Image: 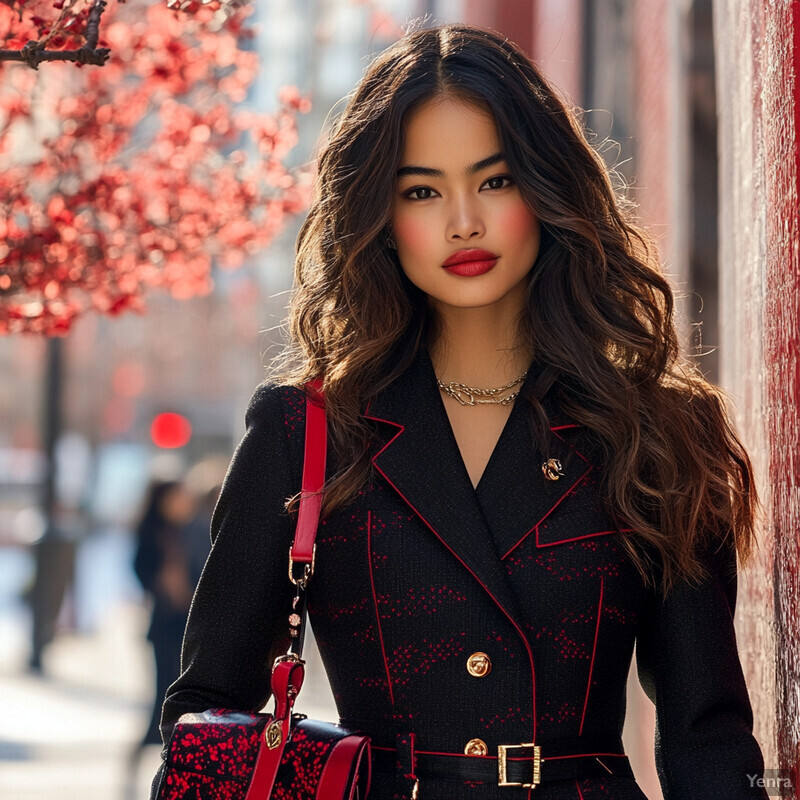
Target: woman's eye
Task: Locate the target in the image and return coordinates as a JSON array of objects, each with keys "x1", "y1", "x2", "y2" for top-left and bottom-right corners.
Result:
[
  {"x1": 483, "y1": 175, "x2": 513, "y2": 190},
  {"x1": 404, "y1": 186, "x2": 435, "y2": 200}
]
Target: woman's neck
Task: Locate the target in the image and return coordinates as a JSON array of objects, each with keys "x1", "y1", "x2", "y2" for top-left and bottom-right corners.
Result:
[{"x1": 427, "y1": 303, "x2": 533, "y2": 387}]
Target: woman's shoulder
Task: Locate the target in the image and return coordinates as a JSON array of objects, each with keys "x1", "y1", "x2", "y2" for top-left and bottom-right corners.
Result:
[
  {"x1": 245, "y1": 380, "x2": 307, "y2": 421},
  {"x1": 241, "y1": 381, "x2": 310, "y2": 462},
  {"x1": 222, "y1": 381, "x2": 307, "y2": 498}
]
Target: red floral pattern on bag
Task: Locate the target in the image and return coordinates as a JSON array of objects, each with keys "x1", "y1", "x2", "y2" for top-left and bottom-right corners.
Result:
[{"x1": 157, "y1": 710, "x2": 368, "y2": 800}]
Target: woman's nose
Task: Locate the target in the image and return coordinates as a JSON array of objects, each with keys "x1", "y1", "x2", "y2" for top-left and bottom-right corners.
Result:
[{"x1": 446, "y1": 197, "x2": 485, "y2": 241}]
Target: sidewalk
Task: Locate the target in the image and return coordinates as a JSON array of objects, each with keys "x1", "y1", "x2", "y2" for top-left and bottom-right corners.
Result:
[{"x1": 0, "y1": 602, "x2": 337, "y2": 800}]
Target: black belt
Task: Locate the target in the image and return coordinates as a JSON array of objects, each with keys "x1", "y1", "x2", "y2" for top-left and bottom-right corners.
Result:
[{"x1": 371, "y1": 736, "x2": 633, "y2": 786}]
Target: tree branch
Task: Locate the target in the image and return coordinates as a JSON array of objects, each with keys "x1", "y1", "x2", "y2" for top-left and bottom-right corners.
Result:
[{"x1": 0, "y1": 0, "x2": 110, "y2": 68}]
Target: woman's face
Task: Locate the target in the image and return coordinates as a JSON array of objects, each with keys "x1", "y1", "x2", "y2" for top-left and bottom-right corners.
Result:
[
  {"x1": 160, "y1": 484, "x2": 195, "y2": 525},
  {"x1": 391, "y1": 96, "x2": 541, "y2": 315}
]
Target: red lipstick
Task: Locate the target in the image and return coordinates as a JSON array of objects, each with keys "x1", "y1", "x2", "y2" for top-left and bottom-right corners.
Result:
[{"x1": 442, "y1": 248, "x2": 499, "y2": 277}]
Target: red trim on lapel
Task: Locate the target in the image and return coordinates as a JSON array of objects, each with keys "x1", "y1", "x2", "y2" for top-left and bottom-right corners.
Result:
[
  {"x1": 579, "y1": 577, "x2": 604, "y2": 736},
  {"x1": 501, "y1": 463, "x2": 593, "y2": 560},
  {"x1": 551, "y1": 426, "x2": 593, "y2": 463},
  {"x1": 500, "y1": 425, "x2": 595, "y2": 559},
  {"x1": 363, "y1": 408, "x2": 404, "y2": 442},
  {"x1": 366, "y1": 450, "x2": 539, "y2": 742},
  {"x1": 524, "y1": 427, "x2": 635, "y2": 550},
  {"x1": 367, "y1": 510, "x2": 395, "y2": 706}
]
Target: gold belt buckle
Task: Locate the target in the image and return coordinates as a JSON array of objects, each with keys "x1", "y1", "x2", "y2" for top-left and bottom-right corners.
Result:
[{"x1": 497, "y1": 742, "x2": 542, "y2": 788}]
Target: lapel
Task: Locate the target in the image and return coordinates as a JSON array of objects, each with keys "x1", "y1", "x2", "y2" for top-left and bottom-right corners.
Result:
[
  {"x1": 475, "y1": 387, "x2": 597, "y2": 560},
  {"x1": 363, "y1": 347, "x2": 600, "y2": 622}
]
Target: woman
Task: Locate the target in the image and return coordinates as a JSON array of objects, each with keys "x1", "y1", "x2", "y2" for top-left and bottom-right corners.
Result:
[
  {"x1": 133, "y1": 480, "x2": 195, "y2": 752},
  {"x1": 152, "y1": 24, "x2": 768, "y2": 799}
]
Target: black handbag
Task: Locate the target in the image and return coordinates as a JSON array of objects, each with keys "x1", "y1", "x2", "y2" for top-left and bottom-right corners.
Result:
[{"x1": 155, "y1": 382, "x2": 372, "y2": 800}]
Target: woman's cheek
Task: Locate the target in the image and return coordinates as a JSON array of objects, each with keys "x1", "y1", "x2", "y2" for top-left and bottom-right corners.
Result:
[
  {"x1": 393, "y1": 213, "x2": 433, "y2": 257},
  {"x1": 394, "y1": 214, "x2": 427, "y2": 247},
  {"x1": 499, "y1": 199, "x2": 540, "y2": 246}
]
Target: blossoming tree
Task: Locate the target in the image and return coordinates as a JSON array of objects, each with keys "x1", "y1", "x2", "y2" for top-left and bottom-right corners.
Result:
[{"x1": 0, "y1": 0, "x2": 311, "y2": 335}]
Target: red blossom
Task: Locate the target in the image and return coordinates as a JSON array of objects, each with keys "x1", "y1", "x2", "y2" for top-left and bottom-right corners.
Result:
[
  {"x1": 1, "y1": 0, "x2": 91, "y2": 51},
  {"x1": 0, "y1": 0, "x2": 312, "y2": 335}
]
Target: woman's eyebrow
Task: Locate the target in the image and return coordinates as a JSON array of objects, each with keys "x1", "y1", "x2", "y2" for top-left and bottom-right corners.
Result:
[{"x1": 396, "y1": 152, "x2": 505, "y2": 178}]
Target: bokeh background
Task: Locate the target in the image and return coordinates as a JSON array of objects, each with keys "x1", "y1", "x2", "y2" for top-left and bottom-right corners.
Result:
[{"x1": 1, "y1": 1, "x2": 798, "y2": 798}]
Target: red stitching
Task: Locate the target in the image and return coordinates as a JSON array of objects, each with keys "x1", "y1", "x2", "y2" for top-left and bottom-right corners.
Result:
[
  {"x1": 575, "y1": 779, "x2": 585, "y2": 799},
  {"x1": 579, "y1": 577, "x2": 604, "y2": 735},
  {"x1": 367, "y1": 510, "x2": 395, "y2": 705}
]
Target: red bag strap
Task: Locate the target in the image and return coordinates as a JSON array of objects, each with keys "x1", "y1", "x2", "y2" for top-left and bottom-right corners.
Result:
[
  {"x1": 289, "y1": 378, "x2": 327, "y2": 583},
  {"x1": 246, "y1": 381, "x2": 328, "y2": 800},
  {"x1": 245, "y1": 658, "x2": 306, "y2": 799}
]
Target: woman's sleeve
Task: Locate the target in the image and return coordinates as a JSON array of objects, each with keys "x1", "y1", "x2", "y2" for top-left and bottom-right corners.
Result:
[
  {"x1": 157, "y1": 382, "x2": 297, "y2": 745},
  {"x1": 635, "y1": 536, "x2": 769, "y2": 799}
]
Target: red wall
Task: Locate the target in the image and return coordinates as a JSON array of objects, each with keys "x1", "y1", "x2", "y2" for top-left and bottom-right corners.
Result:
[
  {"x1": 530, "y1": 0, "x2": 583, "y2": 105},
  {"x1": 716, "y1": 0, "x2": 800, "y2": 784},
  {"x1": 462, "y1": 0, "x2": 533, "y2": 55}
]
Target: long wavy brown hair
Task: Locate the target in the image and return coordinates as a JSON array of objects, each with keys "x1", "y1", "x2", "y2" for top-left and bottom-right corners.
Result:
[{"x1": 273, "y1": 23, "x2": 758, "y2": 597}]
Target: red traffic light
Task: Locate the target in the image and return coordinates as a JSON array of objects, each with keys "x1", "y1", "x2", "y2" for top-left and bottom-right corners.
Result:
[{"x1": 150, "y1": 413, "x2": 192, "y2": 449}]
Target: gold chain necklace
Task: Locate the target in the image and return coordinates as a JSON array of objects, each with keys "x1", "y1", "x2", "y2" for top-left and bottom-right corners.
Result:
[{"x1": 436, "y1": 371, "x2": 528, "y2": 406}]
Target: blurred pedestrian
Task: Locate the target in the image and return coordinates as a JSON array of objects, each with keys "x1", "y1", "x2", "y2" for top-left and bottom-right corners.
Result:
[
  {"x1": 127, "y1": 478, "x2": 195, "y2": 795},
  {"x1": 26, "y1": 530, "x2": 76, "y2": 673},
  {"x1": 181, "y1": 456, "x2": 228, "y2": 590}
]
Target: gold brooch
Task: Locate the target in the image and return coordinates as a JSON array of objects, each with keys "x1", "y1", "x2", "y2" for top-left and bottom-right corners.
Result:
[{"x1": 542, "y1": 458, "x2": 564, "y2": 481}]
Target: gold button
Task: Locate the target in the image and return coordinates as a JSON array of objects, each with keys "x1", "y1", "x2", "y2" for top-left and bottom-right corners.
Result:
[
  {"x1": 466, "y1": 652, "x2": 492, "y2": 678},
  {"x1": 464, "y1": 738, "x2": 488, "y2": 756}
]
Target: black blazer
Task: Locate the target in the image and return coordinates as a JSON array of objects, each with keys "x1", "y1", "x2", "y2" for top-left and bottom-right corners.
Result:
[{"x1": 155, "y1": 347, "x2": 768, "y2": 800}]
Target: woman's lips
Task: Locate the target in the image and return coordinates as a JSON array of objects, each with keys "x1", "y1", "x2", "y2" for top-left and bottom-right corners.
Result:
[{"x1": 442, "y1": 249, "x2": 499, "y2": 277}]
